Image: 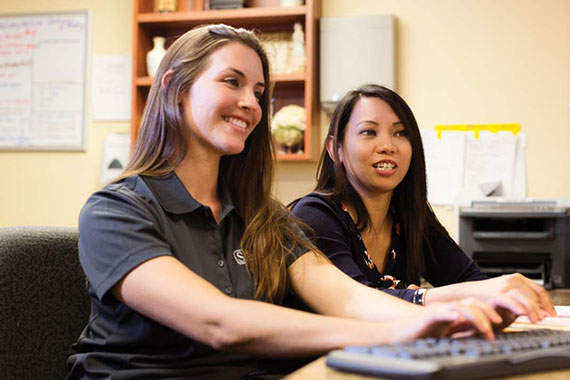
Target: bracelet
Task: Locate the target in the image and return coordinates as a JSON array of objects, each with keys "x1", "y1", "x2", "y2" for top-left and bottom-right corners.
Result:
[{"x1": 412, "y1": 288, "x2": 427, "y2": 305}]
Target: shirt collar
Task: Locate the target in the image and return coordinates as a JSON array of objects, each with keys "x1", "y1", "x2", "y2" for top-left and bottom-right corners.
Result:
[
  {"x1": 218, "y1": 177, "x2": 236, "y2": 221},
  {"x1": 142, "y1": 172, "x2": 236, "y2": 217}
]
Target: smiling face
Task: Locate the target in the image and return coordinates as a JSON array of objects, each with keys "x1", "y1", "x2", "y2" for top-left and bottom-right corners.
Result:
[
  {"x1": 179, "y1": 42, "x2": 265, "y2": 158},
  {"x1": 338, "y1": 96, "x2": 412, "y2": 200}
]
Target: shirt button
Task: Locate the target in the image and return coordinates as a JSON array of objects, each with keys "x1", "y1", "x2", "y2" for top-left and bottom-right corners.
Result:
[
  {"x1": 224, "y1": 286, "x2": 233, "y2": 294},
  {"x1": 217, "y1": 259, "x2": 225, "y2": 267}
]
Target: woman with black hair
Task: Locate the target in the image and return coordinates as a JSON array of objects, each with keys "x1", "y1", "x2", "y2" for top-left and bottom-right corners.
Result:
[{"x1": 291, "y1": 84, "x2": 553, "y2": 317}]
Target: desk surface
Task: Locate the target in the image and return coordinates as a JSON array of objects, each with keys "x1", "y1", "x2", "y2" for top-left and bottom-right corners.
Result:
[{"x1": 284, "y1": 289, "x2": 570, "y2": 380}]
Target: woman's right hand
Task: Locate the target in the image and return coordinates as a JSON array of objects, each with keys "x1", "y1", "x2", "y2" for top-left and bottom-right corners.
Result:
[{"x1": 388, "y1": 298, "x2": 503, "y2": 343}]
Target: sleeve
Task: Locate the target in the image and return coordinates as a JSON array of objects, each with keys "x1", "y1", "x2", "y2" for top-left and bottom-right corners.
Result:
[
  {"x1": 285, "y1": 226, "x2": 312, "y2": 267},
  {"x1": 422, "y1": 225, "x2": 487, "y2": 287},
  {"x1": 291, "y1": 196, "x2": 378, "y2": 288},
  {"x1": 382, "y1": 288, "x2": 417, "y2": 303},
  {"x1": 78, "y1": 186, "x2": 173, "y2": 301}
]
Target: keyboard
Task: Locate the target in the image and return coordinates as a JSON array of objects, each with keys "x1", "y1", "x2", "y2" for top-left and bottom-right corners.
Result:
[{"x1": 326, "y1": 329, "x2": 570, "y2": 379}]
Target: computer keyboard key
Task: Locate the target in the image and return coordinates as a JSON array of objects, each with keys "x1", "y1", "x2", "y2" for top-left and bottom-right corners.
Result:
[
  {"x1": 369, "y1": 347, "x2": 397, "y2": 358},
  {"x1": 344, "y1": 345, "x2": 370, "y2": 354}
]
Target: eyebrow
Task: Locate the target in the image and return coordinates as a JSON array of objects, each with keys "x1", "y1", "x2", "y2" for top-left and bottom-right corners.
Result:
[
  {"x1": 355, "y1": 120, "x2": 378, "y2": 127},
  {"x1": 228, "y1": 68, "x2": 265, "y2": 88},
  {"x1": 355, "y1": 120, "x2": 403, "y2": 127}
]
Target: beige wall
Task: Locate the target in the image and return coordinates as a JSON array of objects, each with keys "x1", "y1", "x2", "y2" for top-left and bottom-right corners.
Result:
[
  {"x1": 277, "y1": 0, "x2": 570, "y2": 237},
  {"x1": 0, "y1": 0, "x2": 132, "y2": 227},
  {"x1": 1, "y1": 0, "x2": 569, "y2": 238}
]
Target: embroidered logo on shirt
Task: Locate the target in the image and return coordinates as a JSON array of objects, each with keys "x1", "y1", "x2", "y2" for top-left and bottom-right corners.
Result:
[{"x1": 233, "y1": 249, "x2": 246, "y2": 265}]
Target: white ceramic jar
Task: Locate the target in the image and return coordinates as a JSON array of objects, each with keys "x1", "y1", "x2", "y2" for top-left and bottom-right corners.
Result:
[
  {"x1": 281, "y1": 0, "x2": 303, "y2": 7},
  {"x1": 146, "y1": 36, "x2": 166, "y2": 78}
]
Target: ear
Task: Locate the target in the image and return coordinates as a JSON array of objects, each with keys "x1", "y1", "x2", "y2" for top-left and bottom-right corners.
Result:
[
  {"x1": 161, "y1": 69, "x2": 174, "y2": 90},
  {"x1": 162, "y1": 70, "x2": 186, "y2": 105},
  {"x1": 326, "y1": 135, "x2": 343, "y2": 164}
]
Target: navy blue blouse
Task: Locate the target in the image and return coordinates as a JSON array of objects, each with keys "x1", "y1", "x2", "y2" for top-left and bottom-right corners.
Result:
[{"x1": 291, "y1": 193, "x2": 487, "y2": 302}]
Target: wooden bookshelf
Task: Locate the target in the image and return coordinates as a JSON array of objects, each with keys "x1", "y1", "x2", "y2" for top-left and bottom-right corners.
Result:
[{"x1": 131, "y1": 0, "x2": 321, "y2": 161}]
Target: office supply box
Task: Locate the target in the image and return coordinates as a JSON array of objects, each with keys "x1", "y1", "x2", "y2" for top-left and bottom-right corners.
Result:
[{"x1": 459, "y1": 202, "x2": 570, "y2": 288}]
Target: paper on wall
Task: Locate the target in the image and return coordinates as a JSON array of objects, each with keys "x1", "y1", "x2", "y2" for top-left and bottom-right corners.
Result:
[
  {"x1": 464, "y1": 131, "x2": 517, "y2": 197},
  {"x1": 100, "y1": 133, "x2": 130, "y2": 185},
  {"x1": 422, "y1": 129, "x2": 526, "y2": 206},
  {"x1": 512, "y1": 133, "x2": 527, "y2": 199},
  {"x1": 92, "y1": 55, "x2": 132, "y2": 121},
  {"x1": 422, "y1": 129, "x2": 466, "y2": 205}
]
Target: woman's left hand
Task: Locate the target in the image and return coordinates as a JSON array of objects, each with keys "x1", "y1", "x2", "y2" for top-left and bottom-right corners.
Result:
[{"x1": 457, "y1": 273, "x2": 556, "y2": 323}]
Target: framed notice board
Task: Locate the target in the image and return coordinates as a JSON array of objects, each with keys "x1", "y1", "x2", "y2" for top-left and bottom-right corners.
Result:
[{"x1": 0, "y1": 10, "x2": 89, "y2": 151}]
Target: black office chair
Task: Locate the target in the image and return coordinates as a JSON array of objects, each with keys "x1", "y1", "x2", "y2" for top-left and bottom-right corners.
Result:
[{"x1": 0, "y1": 226, "x2": 90, "y2": 380}]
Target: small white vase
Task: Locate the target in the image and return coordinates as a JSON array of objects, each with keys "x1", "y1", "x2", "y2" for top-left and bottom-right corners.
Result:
[
  {"x1": 281, "y1": 0, "x2": 303, "y2": 7},
  {"x1": 146, "y1": 36, "x2": 166, "y2": 78}
]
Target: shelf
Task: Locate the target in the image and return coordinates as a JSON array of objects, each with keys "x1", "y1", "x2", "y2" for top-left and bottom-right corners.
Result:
[
  {"x1": 136, "y1": 72, "x2": 304, "y2": 87},
  {"x1": 132, "y1": 0, "x2": 321, "y2": 161},
  {"x1": 273, "y1": 72, "x2": 305, "y2": 82},
  {"x1": 136, "y1": 76, "x2": 154, "y2": 86},
  {"x1": 276, "y1": 151, "x2": 312, "y2": 161},
  {"x1": 138, "y1": 6, "x2": 306, "y2": 28}
]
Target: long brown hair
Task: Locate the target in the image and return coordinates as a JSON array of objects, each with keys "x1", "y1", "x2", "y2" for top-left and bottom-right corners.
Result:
[
  {"x1": 313, "y1": 84, "x2": 456, "y2": 285},
  {"x1": 119, "y1": 24, "x2": 314, "y2": 303}
]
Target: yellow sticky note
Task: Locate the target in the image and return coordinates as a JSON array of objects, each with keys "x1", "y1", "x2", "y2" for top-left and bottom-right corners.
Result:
[{"x1": 434, "y1": 124, "x2": 520, "y2": 139}]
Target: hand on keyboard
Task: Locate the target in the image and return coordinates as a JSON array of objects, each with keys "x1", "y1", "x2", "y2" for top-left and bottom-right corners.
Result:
[
  {"x1": 422, "y1": 274, "x2": 556, "y2": 328},
  {"x1": 391, "y1": 298, "x2": 503, "y2": 343},
  {"x1": 457, "y1": 273, "x2": 557, "y2": 323}
]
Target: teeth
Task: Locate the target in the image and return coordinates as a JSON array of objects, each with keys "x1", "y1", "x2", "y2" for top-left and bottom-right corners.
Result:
[
  {"x1": 223, "y1": 116, "x2": 247, "y2": 129},
  {"x1": 373, "y1": 162, "x2": 395, "y2": 170}
]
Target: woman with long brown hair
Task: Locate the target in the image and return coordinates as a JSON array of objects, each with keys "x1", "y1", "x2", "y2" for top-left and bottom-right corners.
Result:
[
  {"x1": 67, "y1": 28, "x2": 523, "y2": 379},
  {"x1": 291, "y1": 84, "x2": 554, "y2": 317}
]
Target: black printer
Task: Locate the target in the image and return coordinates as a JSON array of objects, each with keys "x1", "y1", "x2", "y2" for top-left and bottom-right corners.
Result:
[{"x1": 459, "y1": 201, "x2": 570, "y2": 289}]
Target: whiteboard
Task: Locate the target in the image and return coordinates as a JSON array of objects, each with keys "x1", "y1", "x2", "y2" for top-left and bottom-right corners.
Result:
[{"x1": 0, "y1": 11, "x2": 89, "y2": 151}]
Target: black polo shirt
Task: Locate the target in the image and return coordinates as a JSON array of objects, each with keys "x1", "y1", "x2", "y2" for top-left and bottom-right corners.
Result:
[{"x1": 67, "y1": 173, "x2": 308, "y2": 379}]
